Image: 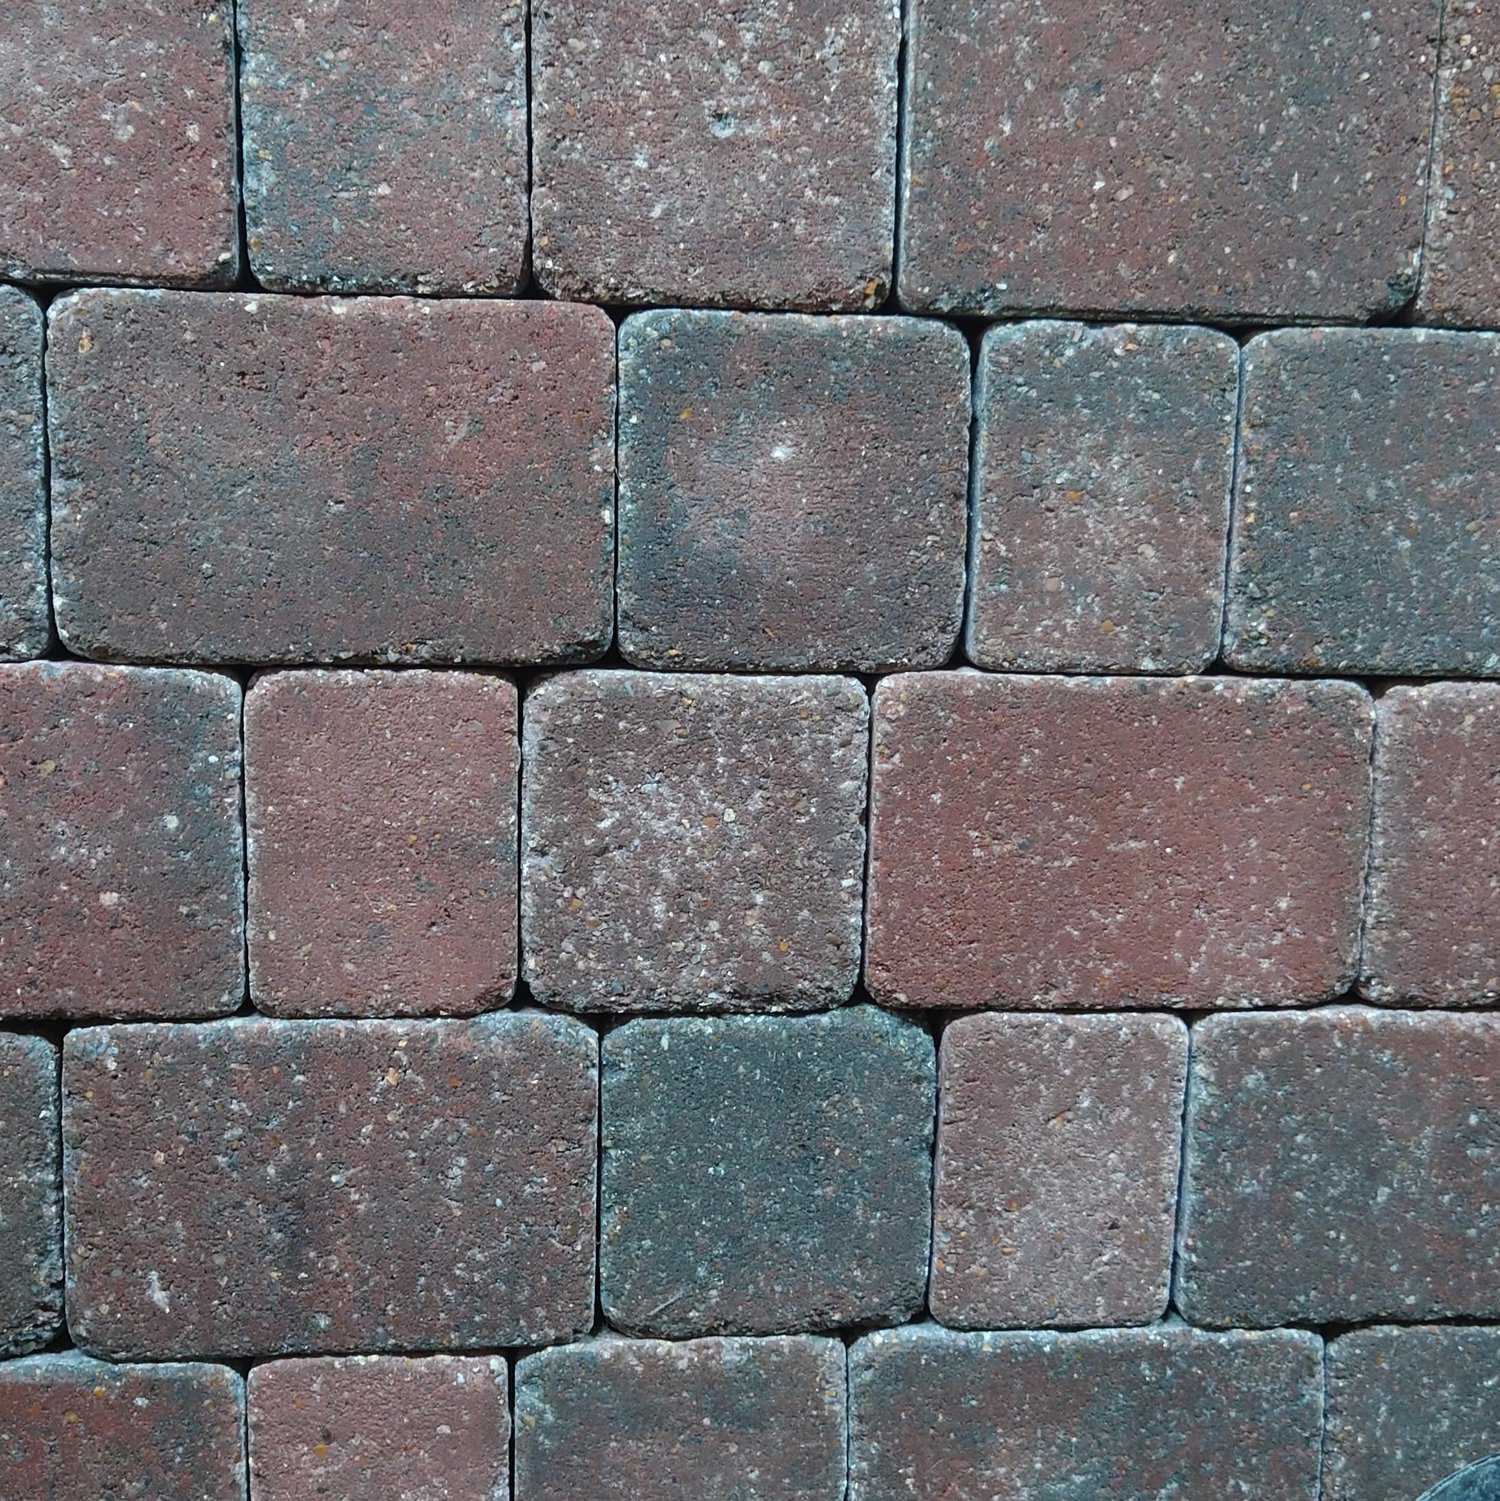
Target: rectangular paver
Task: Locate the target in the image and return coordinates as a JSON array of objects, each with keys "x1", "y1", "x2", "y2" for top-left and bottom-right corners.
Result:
[
  {"x1": 0, "y1": 287, "x2": 46, "y2": 660},
  {"x1": 0, "y1": 1033, "x2": 60, "y2": 1355}
]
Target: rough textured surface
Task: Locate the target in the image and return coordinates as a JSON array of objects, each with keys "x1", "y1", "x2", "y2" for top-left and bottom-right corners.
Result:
[
  {"x1": 966, "y1": 321, "x2": 1237, "y2": 673},
  {"x1": 532, "y1": 0, "x2": 899, "y2": 309},
  {"x1": 931, "y1": 1013, "x2": 1187, "y2": 1330},
  {"x1": 866, "y1": 672, "x2": 1372, "y2": 1010},
  {"x1": 1363, "y1": 683, "x2": 1500, "y2": 1006},
  {"x1": 250, "y1": 1355, "x2": 509, "y2": 1501},
  {"x1": 1176, "y1": 1007, "x2": 1500, "y2": 1327},
  {"x1": 618, "y1": 310, "x2": 969, "y2": 671},
  {"x1": 0, "y1": 1353, "x2": 246, "y2": 1501},
  {"x1": 246, "y1": 670, "x2": 519, "y2": 1017},
  {"x1": 0, "y1": 1033, "x2": 60, "y2": 1355},
  {"x1": 849, "y1": 1324, "x2": 1323, "y2": 1501},
  {"x1": 64, "y1": 1014, "x2": 597, "y2": 1357},
  {"x1": 0, "y1": 1, "x2": 239, "y2": 285},
  {"x1": 1227, "y1": 328, "x2": 1500, "y2": 675},
  {"x1": 1325, "y1": 1326, "x2": 1500, "y2": 1501},
  {"x1": 1419, "y1": 1, "x2": 1500, "y2": 325},
  {"x1": 601, "y1": 1007, "x2": 933, "y2": 1336},
  {"x1": 239, "y1": 0, "x2": 527, "y2": 294},
  {"x1": 47, "y1": 289, "x2": 614, "y2": 665},
  {"x1": 1423, "y1": 1459, "x2": 1500, "y2": 1500},
  {"x1": 0, "y1": 288, "x2": 45, "y2": 660},
  {"x1": 899, "y1": 0, "x2": 1439, "y2": 320},
  {"x1": 0, "y1": 662, "x2": 243, "y2": 1020},
  {"x1": 516, "y1": 1336, "x2": 847, "y2": 1501},
  {"x1": 523, "y1": 671, "x2": 868, "y2": 1012}
]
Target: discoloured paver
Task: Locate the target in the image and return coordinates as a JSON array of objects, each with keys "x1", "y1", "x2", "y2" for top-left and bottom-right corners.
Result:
[
  {"x1": 0, "y1": 288, "x2": 46, "y2": 660},
  {"x1": 0, "y1": 1034, "x2": 60, "y2": 1356},
  {"x1": 619, "y1": 310, "x2": 969, "y2": 671},
  {"x1": 64, "y1": 1015, "x2": 598, "y2": 1357}
]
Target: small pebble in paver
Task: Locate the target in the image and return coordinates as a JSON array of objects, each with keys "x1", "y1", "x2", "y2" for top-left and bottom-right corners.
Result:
[
  {"x1": 47, "y1": 290, "x2": 614, "y2": 665},
  {"x1": 865, "y1": 672, "x2": 1372, "y2": 1010},
  {"x1": 0, "y1": 1353, "x2": 245, "y2": 1501},
  {"x1": 601, "y1": 1007, "x2": 933, "y2": 1336},
  {"x1": 1419, "y1": 2, "x2": 1500, "y2": 326},
  {"x1": 0, "y1": 288, "x2": 46, "y2": 660},
  {"x1": 966, "y1": 321, "x2": 1238, "y2": 673},
  {"x1": 523, "y1": 671, "x2": 868, "y2": 1012},
  {"x1": 899, "y1": 0, "x2": 1439, "y2": 322},
  {"x1": 1325, "y1": 1326, "x2": 1500, "y2": 1501},
  {"x1": 0, "y1": 662, "x2": 243, "y2": 1020},
  {"x1": 1226, "y1": 328, "x2": 1500, "y2": 675},
  {"x1": 618, "y1": 310, "x2": 969, "y2": 671},
  {"x1": 0, "y1": 1, "x2": 239, "y2": 286},
  {"x1": 516, "y1": 1336, "x2": 846, "y2": 1501},
  {"x1": 1363, "y1": 683, "x2": 1500, "y2": 1006},
  {"x1": 532, "y1": 0, "x2": 899, "y2": 309},
  {"x1": 250, "y1": 1356, "x2": 508, "y2": 1501},
  {"x1": 246, "y1": 671, "x2": 519, "y2": 1018},
  {"x1": 0, "y1": 1034, "x2": 60, "y2": 1356},
  {"x1": 849, "y1": 1324, "x2": 1323, "y2": 1501},
  {"x1": 64, "y1": 1014, "x2": 597, "y2": 1358},
  {"x1": 1176, "y1": 1007, "x2": 1500, "y2": 1328},
  {"x1": 931, "y1": 1013, "x2": 1187, "y2": 1330},
  {"x1": 239, "y1": 0, "x2": 527, "y2": 294}
]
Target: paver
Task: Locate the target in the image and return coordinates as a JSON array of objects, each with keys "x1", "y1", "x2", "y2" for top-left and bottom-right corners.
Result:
[
  {"x1": 516, "y1": 1336, "x2": 846, "y2": 1501},
  {"x1": 246, "y1": 670, "x2": 519, "y2": 1017},
  {"x1": 0, "y1": 288, "x2": 46, "y2": 660},
  {"x1": 0, "y1": 1353, "x2": 245, "y2": 1501},
  {"x1": 523, "y1": 671, "x2": 868, "y2": 1012},
  {"x1": 899, "y1": 0, "x2": 1440, "y2": 321},
  {"x1": 0, "y1": 0, "x2": 239, "y2": 285},
  {"x1": 1226, "y1": 328, "x2": 1500, "y2": 675},
  {"x1": 0, "y1": 1033, "x2": 60, "y2": 1355},
  {"x1": 931, "y1": 1013, "x2": 1187, "y2": 1329},
  {"x1": 1325, "y1": 1326, "x2": 1500, "y2": 1501},
  {"x1": 618, "y1": 310, "x2": 969, "y2": 671},
  {"x1": 239, "y1": 0, "x2": 527, "y2": 294},
  {"x1": 849, "y1": 1324, "x2": 1323, "y2": 1501},
  {"x1": 1176, "y1": 1008, "x2": 1500, "y2": 1327},
  {"x1": 64, "y1": 1014, "x2": 597, "y2": 1357},
  {"x1": 48, "y1": 290, "x2": 615, "y2": 665},
  {"x1": 532, "y1": 0, "x2": 900, "y2": 309},
  {"x1": 601, "y1": 1006, "x2": 934, "y2": 1336},
  {"x1": 0, "y1": 662, "x2": 243, "y2": 1020},
  {"x1": 966, "y1": 321, "x2": 1238, "y2": 673},
  {"x1": 865, "y1": 672, "x2": 1372, "y2": 1010},
  {"x1": 1363, "y1": 683, "x2": 1500, "y2": 1006},
  {"x1": 250, "y1": 1355, "x2": 509, "y2": 1501}
]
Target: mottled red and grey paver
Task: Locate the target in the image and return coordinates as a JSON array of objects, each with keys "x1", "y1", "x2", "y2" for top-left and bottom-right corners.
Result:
[
  {"x1": 1363, "y1": 683, "x2": 1500, "y2": 1006},
  {"x1": 899, "y1": 0, "x2": 1439, "y2": 322},
  {"x1": 0, "y1": 288, "x2": 46, "y2": 660},
  {"x1": 239, "y1": 0, "x2": 527, "y2": 294},
  {"x1": 866, "y1": 672, "x2": 1372, "y2": 1010},
  {"x1": 1176, "y1": 1008, "x2": 1500, "y2": 1327},
  {"x1": 0, "y1": 662, "x2": 243, "y2": 1020},
  {"x1": 849, "y1": 1324, "x2": 1323, "y2": 1501},
  {"x1": 1226, "y1": 328, "x2": 1500, "y2": 675},
  {"x1": 523, "y1": 671, "x2": 868, "y2": 1012},
  {"x1": 601, "y1": 1007, "x2": 934, "y2": 1336},
  {"x1": 618, "y1": 310, "x2": 969, "y2": 671},
  {"x1": 250, "y1": 1355, "x2": 509, "y2": 1501},
  {"x1": 246, "y1": 670, "x2": 519, "y2": 1017},
  {"x1": 0, "y1": 1, "x2": 239, "y2": 286},
  {"x1": 0, "y1": 1353, "x2": 246, "y2": 1501},
  {"x1": 966, "y1": 321, "x2": 1238, "y2": 673},
  {"x1": 63, "y1": 1014, "x2": 597, "y2": 1358},
  {"x1": 931, "y1": 1013, "x2": 1187, "y2": 1330},
  {"x1": 47, "y1": 290, "x2": 615, "y2": 665},
  {"x1": 0, "y1": 1033, "x2": 60, "y2": 1356},
  {"x1": 516, "y1": 1336, "x2": 847, "y2": 1501},
  {"x1": 532, "y1": 0, "x2": 899, "y2": 309}
]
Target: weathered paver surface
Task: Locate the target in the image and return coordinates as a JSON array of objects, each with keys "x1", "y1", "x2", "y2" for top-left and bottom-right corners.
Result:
[
  {"x1": 0, "y1": 288, "x2": 46, "y2": 660},
  {"x1": 0, "y1": 1033, "x2": 60, "y2": 1356}
]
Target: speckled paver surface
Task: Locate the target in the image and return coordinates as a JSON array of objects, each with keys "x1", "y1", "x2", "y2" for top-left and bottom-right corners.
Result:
[
  {"x1": 0, "y1": 288, "x2": 45, "y2": 660},
  {"x1": 0, "y1": 1035, "x2": 59, "y2": 1356}
]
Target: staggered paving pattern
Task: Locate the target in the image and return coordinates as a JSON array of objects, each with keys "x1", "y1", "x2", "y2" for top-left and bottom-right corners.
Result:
[{"x1": 2, "y1": 0, "x2": 1499, "y2": 1497}]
